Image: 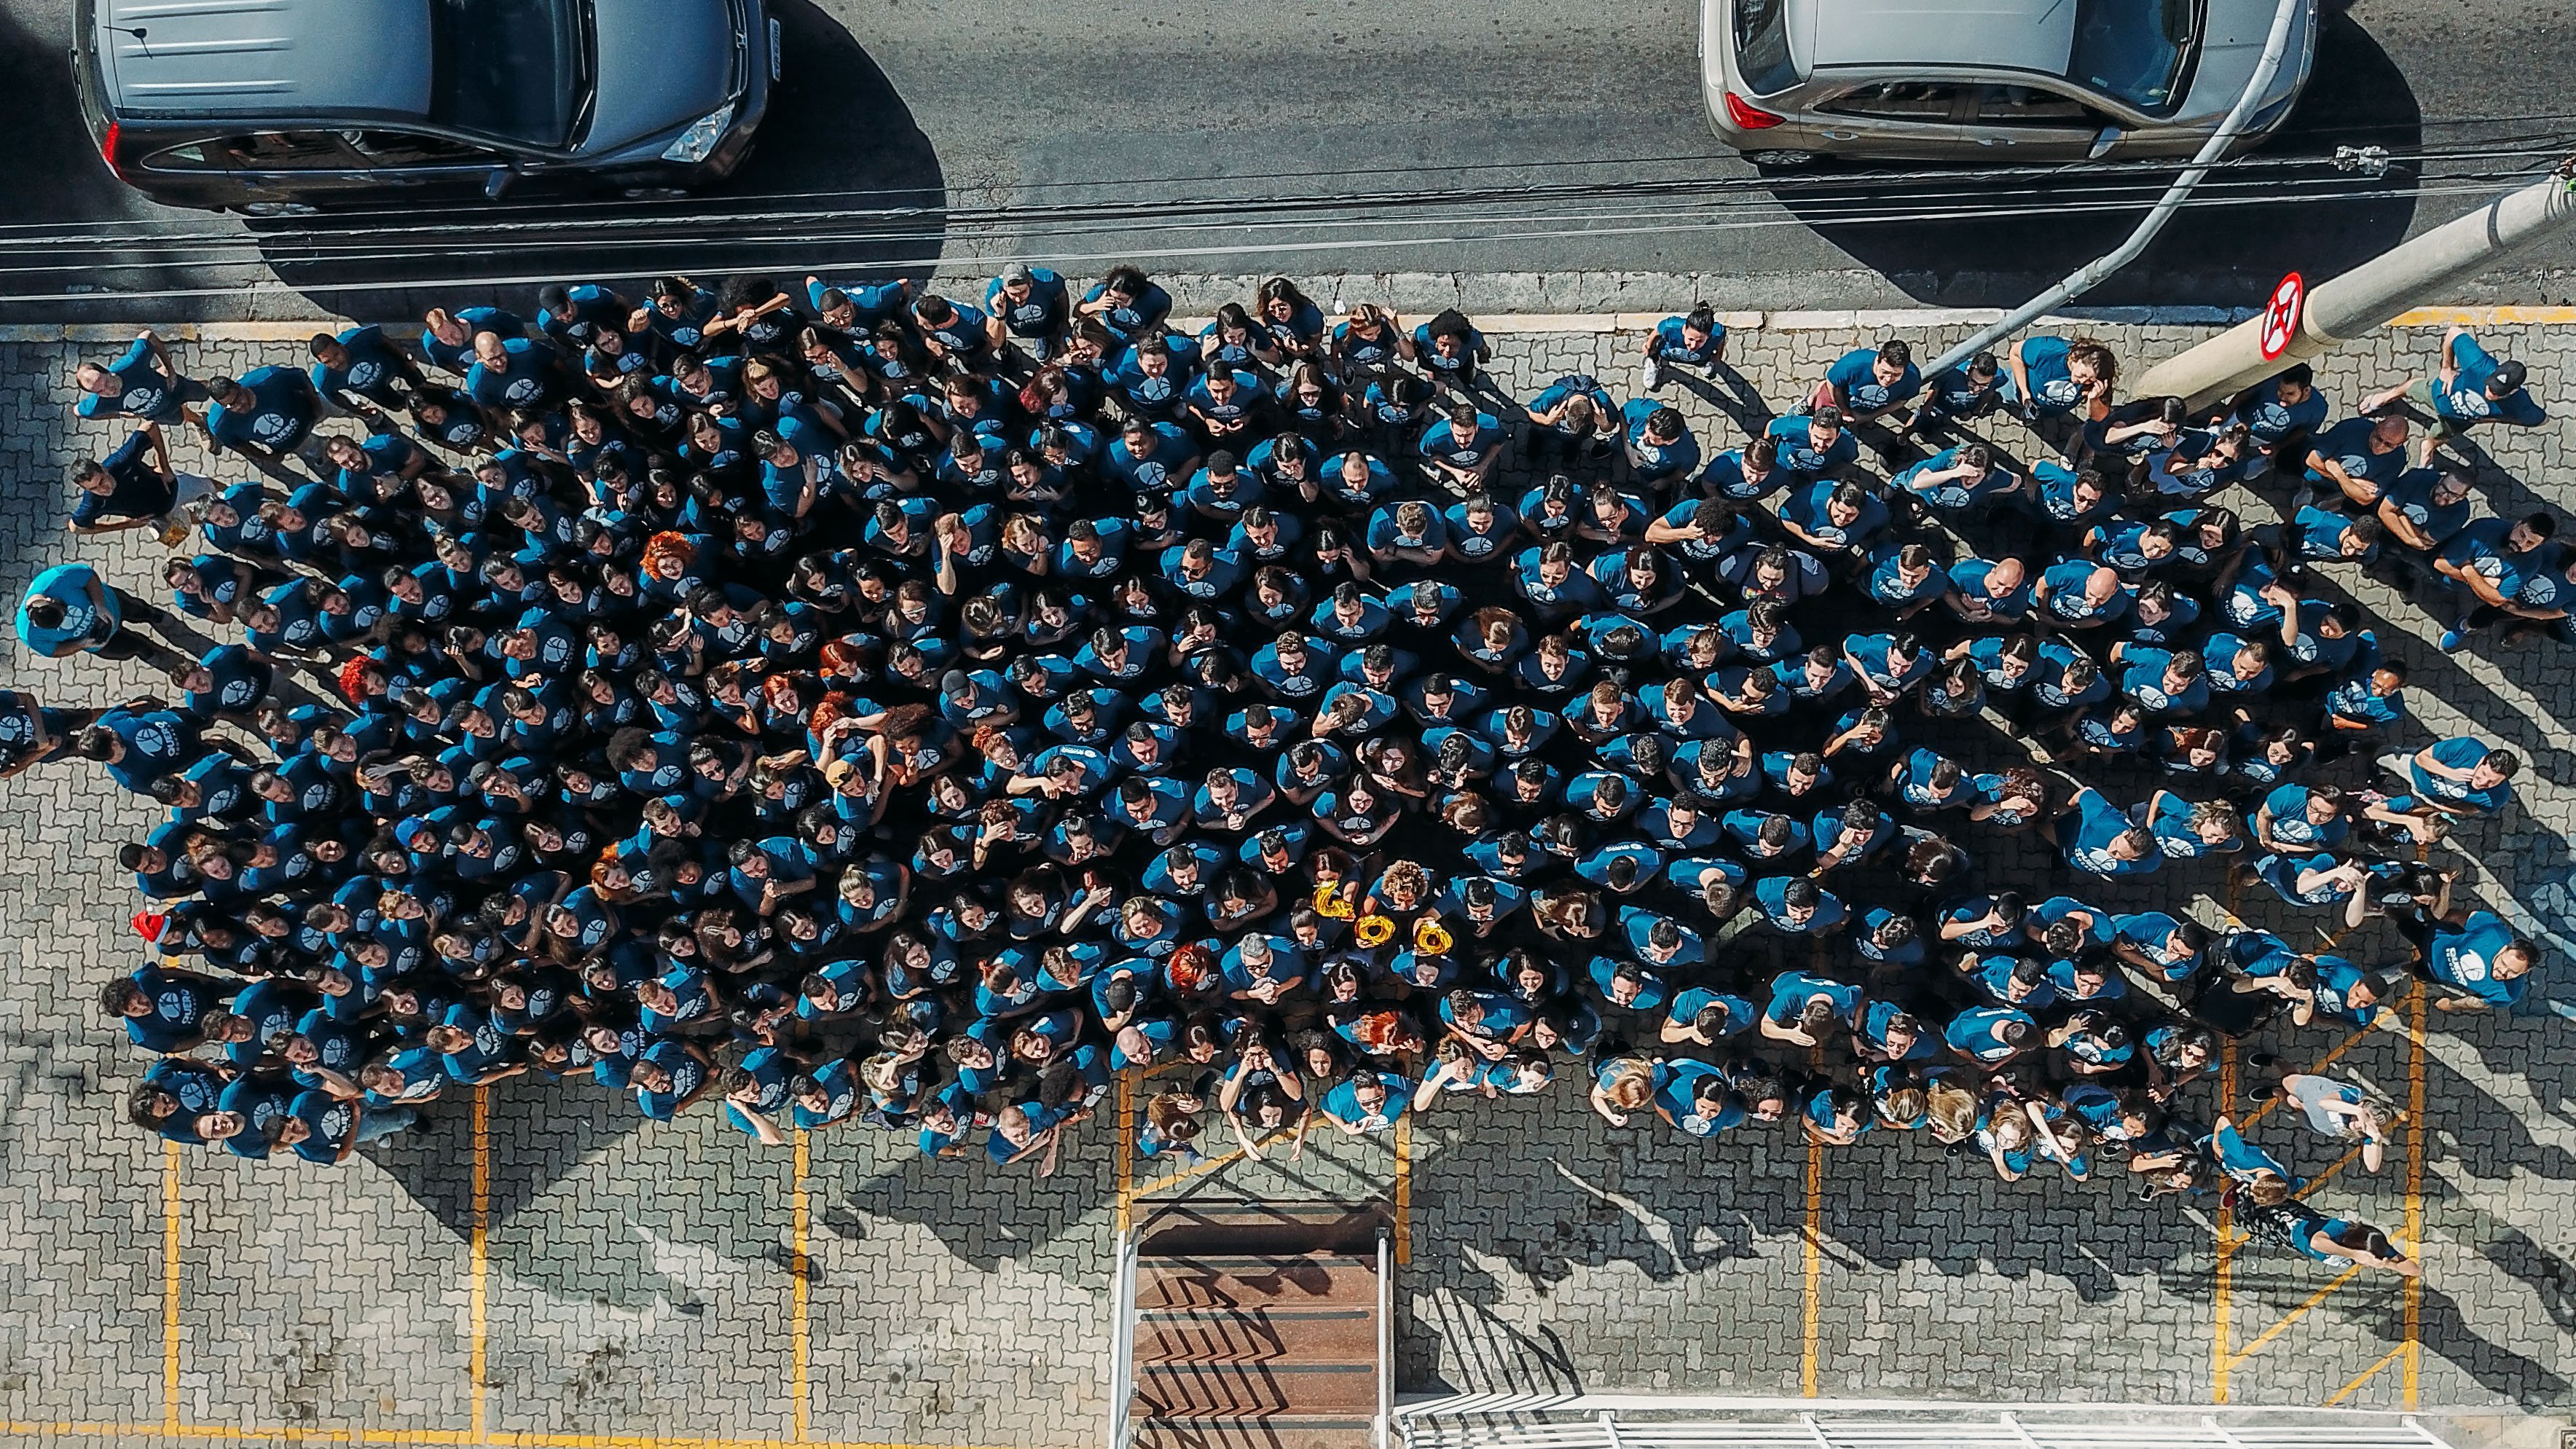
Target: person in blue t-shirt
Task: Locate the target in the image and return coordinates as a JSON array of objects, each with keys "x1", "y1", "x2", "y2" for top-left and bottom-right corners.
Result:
[
  {"x1": 2006, "y1": 334, "x2": 2115, "y2": 428},
  {"x1": 1891, "y1": 443, "x2": 2014, "y2": 519},
  {"x1": 2432, "y1": 511, "x2": 2557, "y2": 649},
  {"x1": 1620, "y1": 401, "x2": 1701, "y2": 493},
  {"x1": 1765, "y1": 407, "x2": 1860, "y2": 479},
  {"x1": 1077, "y1": 264, "x2": 1174, "y2": 343},
  {"x1": 74, "y1": 329, "x2": 211, "y2": 439},
  {"x1": 2392, "y1": 736, "x2": 2517, "y2": 820},
  {"x1": 2299, "y1": 410, "x2": 2411, "y2": 510},
  {"x1": 1319, "y1": 1069, "x2": 1410, "y2": 1134},
  {"x1": 203, "y1": 366, "x2": 323, "y2": 466},
  {"x1": 1816, "y1": 339, "x2": 1923, "y2": 425},
  {"x1": 2363, "y1": 324, "x2": 2547, "y2": 445},
  {"x1": 1641, "y1": 305, "x2": 1727, "y2": 390},
  {"x1": 2408, "y1": 908, "x2": 2533, "y2": 1013},
  {"x1": 1907, "y1": 349, "x2": 2011, "y2": 439},
  {"x1": 982, "y1": 261, "x2": 1072, "y2": 359},
  {"x1": 68, "y1": 431, "x2": 205, "y2": 538},
  {"x1": 307, "y1": 324, "x2": 424, "y2": 411},
  {"x1": 18, "y1": 562, "x2": 182, "y2": 668},
  {"x1": 2227, "y1": 362, "x2": 2331, "y2": 466}
]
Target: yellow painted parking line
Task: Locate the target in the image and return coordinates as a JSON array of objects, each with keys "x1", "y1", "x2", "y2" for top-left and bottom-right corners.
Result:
[
  {"x1": 2325, "y1": 1342, "x2": 2408, "y2": 1407},
  {"x1": 1128, "y1": 1144, "x2": 1248, "y2": 1199},
  {"x1": 1115, "y1": 1068, "x2": 1137, "y2": 1236},
  {"x1": 791, "y1": 1130, "x2": 811, "y2": 1443},
  {"x1": 2403, "y1": 987, "x2": 2427, "y2": 1408},
  {"x1": 0, "y1": 1424, "x2": 1008, "y2": 1449},
  {"x1": 1801, "y1": 1131, "x2": 1822, "y2": 1398},
  {"x1": 2223, "y1": 1264, "x2": 2366, "y2": 1371},
  {"x1": 2290, "y1": 1139, "x2": 2373, "y2": 1203},
  {"x1": 2213, "y1": 1036, "x2": 2237, "y2": 1404},
  {"x1": 471, "y1": 1088, "x2": 490, "y2": 1439},
  {"x1": 0, "y1": 1422, "x2": 1017, "y2": 1449},
  {"x1": 162, "y1": 1140, "x2": 182, "y2": 1432},
  {"x1": 1393, "y1": 1112, "x2": 1413, "y2": 1265}
]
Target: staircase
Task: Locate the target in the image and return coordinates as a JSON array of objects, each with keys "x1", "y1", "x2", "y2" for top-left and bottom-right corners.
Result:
[{"x1": 1113, "y1": 1201, "x2": 1392, "y2": 1449}]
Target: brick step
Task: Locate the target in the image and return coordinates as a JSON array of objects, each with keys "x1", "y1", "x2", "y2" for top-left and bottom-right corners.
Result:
[
  {"x1": 1133, "y1": 1359, "x2": 1379, "y2": 1415},
  {"x1": 1135, "y1": 1304, "x2": 1378, "y2": 1365},
  {"x1": 1136, "y1": 1253, "x2": 1379, "y2": 1312},
  {"x1": 1128, "y1": 1413, "x2": 1376, "y2": 1449}
]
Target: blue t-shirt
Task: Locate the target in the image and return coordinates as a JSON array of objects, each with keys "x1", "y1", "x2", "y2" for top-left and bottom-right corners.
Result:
[
  {"x1": 17, "y1": 565, "x2": 116, "y2": 656},
  {"x1": 1826, "y1": 347, "x2": 1923, "y2": 413}
]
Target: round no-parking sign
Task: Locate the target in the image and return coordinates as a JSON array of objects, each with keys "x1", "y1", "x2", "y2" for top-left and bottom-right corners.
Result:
[{"x1": 2260, "y1": 272, "x2": 2305, "y2": 361}]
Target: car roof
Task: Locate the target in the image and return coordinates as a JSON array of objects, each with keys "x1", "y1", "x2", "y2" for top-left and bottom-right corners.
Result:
[
  {"x1": 95, "y1": 0, "x2": 433, "y2": 120},
  {"x1": 1794, "y1": 0, "x2": 2078, "y2": 77}
]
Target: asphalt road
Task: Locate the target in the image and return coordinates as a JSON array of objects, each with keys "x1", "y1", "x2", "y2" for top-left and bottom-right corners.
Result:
[{"x1": 1, "y1": 0, "x2": 2573, "y2": 318}]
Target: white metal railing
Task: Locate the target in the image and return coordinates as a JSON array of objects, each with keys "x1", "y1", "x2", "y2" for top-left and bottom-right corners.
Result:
[
  {"x1": 1376, "y1": 1228, "x2": 1396, "y2": 1449},
  {"x1": 1106, "y1": 1228, "x2": 1139, "y2": 1449},
  {"x1": 1394, "y1": 1403, "x2": 2459, "y2": 1449}
]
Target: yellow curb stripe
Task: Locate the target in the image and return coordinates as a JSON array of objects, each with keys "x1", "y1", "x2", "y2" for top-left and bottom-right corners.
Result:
[
  {"x1": 2403, "y1": 987, "x2": 2427, "y2": 1408},
  {"x1": 1393, "y1": 1112, "x2": 1413, "y2": 1267},
  {"x1": 791, "y1": 1129, "x2": 811, "y2": 1442},
  {"x1": 2389, "y1": 306, "x2": 2576, "y2": 326},
  {"x1": 162, "y1": 1141, "x2": 181, "y2": 1432},
  {"x1": 2214, "y1": 1034, "x2": 2237, "y2": 1404},
  {"x1": 471, "y1": 1088, "x2": 490, "y2": 1439}
]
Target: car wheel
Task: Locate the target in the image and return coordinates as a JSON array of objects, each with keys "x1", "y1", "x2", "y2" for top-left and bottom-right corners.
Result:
[
  {"x1": 1747, "y1": 149, "x2": 1818, "y2": 168},
  {"x1": 237, "y1": 201, "x2": 319, "y2": 218}
]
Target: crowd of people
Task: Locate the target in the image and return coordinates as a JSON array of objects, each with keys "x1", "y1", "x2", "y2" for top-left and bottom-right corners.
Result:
[{"x1": 16, "y1": 262, "x2": 2556, "y2": 1276}]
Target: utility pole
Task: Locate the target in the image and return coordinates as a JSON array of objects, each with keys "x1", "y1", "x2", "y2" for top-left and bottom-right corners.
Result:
[
  {"x1": 2135, "y1": 158, "x2": 2576, "y2": 409},
  {"x1": 1919, "y1": 0, "x2": 2309, "y2": 382}
]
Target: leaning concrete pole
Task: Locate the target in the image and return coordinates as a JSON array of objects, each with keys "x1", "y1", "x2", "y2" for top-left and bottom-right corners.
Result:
[
  {"x1": 1917, "y1": 0, "x2": 2307, "y2": 383},
  {"x1": 2136, "y1": 160, "x2": 2576, "y2": 409}
]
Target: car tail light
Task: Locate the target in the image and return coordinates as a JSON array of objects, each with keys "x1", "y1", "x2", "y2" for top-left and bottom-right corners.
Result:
[
  {"x1": 1724, "y1": 93, "x2": 1786, "y2": 130},
  {"x1": 99, "y1": 120, "x2": 125, "y2": 179}
]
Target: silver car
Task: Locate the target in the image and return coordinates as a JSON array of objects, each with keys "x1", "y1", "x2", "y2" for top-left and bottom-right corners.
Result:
[{"x1": 1700, "y1": 0, "x2": 2318, "y2": 164}]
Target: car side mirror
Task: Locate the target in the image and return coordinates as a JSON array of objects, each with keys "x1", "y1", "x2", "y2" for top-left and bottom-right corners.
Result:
[
  {"x1": 2088, "y1": 125, "x2": 2121, "y2": 160},
  {"x1": 483, "y1": 167, "x2": 517, "y2": 201}
]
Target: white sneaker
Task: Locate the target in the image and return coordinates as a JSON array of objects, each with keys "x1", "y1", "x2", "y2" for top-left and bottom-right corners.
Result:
[{"x1": 1644, "y1": 358, "x2": 1668, "y2": 391}]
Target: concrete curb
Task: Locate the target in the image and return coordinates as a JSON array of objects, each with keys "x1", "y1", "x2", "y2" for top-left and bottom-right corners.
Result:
[{"x1": 1, "y1": 306, "x2": 2568, "y2": 347}]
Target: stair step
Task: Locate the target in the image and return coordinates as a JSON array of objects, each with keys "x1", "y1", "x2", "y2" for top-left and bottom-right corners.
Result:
[
  {"x1": 1136, "y1": 1305, "x2": 1378, "y2": 1367},
  {"x1": 1134, "y1": 1359, "x2": 1378, "y2": 1414},
  {"x1": 1136, "y1": 1254, "x2": 1379, "y2": 1311},
  {"x1": 1128, "y1": 1413, "x2": 1376, "y2": 1449},
  {"x1": 1139, "y1": 1200, "x2": 1392, "y2": 1256}
]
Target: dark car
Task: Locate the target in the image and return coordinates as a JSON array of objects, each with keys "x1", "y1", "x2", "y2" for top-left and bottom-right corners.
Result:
[{"x1": 75, "y1": 0, "x2": 774, "y2": 213}]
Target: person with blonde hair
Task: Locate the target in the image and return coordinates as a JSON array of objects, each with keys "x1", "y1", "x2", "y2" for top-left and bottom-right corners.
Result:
[{"x1": 1587, "y1": 1053, "x2": 1656, "y2": 1127}]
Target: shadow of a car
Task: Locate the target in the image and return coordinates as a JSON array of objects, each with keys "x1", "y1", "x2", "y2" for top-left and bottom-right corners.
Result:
[{"x1": 1754, "y1": 6, "x2": 2420, "y2": 308}]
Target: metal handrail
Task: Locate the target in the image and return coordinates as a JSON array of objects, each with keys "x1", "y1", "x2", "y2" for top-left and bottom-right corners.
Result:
[
  {"x1": 1393, "y1": 1405, "x2": 2457, "y2": 1449},
  {"x1": 1376, "y1": 1227, "x2": 1395, "y2": 1449},
  {"x1": 1105, "y1": 1228, "x2": 1138, "y2": 1449}
]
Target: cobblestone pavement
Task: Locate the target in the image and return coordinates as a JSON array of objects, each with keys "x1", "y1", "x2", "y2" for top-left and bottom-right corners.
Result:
[{"x1": 0, "y1": 313, "x2": 2567, "y2": 1449}]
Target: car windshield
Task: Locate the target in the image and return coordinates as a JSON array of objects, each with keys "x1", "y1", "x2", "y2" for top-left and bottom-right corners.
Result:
[
  {"x1": 2068, "y1": 0, "x2": 2194, "y2": 114},
  {"x1": 428, "y1": 0, "x2": 590, "y2": 147},
  {"x1": 1734, "y1": 0, "x2": 1802, "y2": 95}
]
